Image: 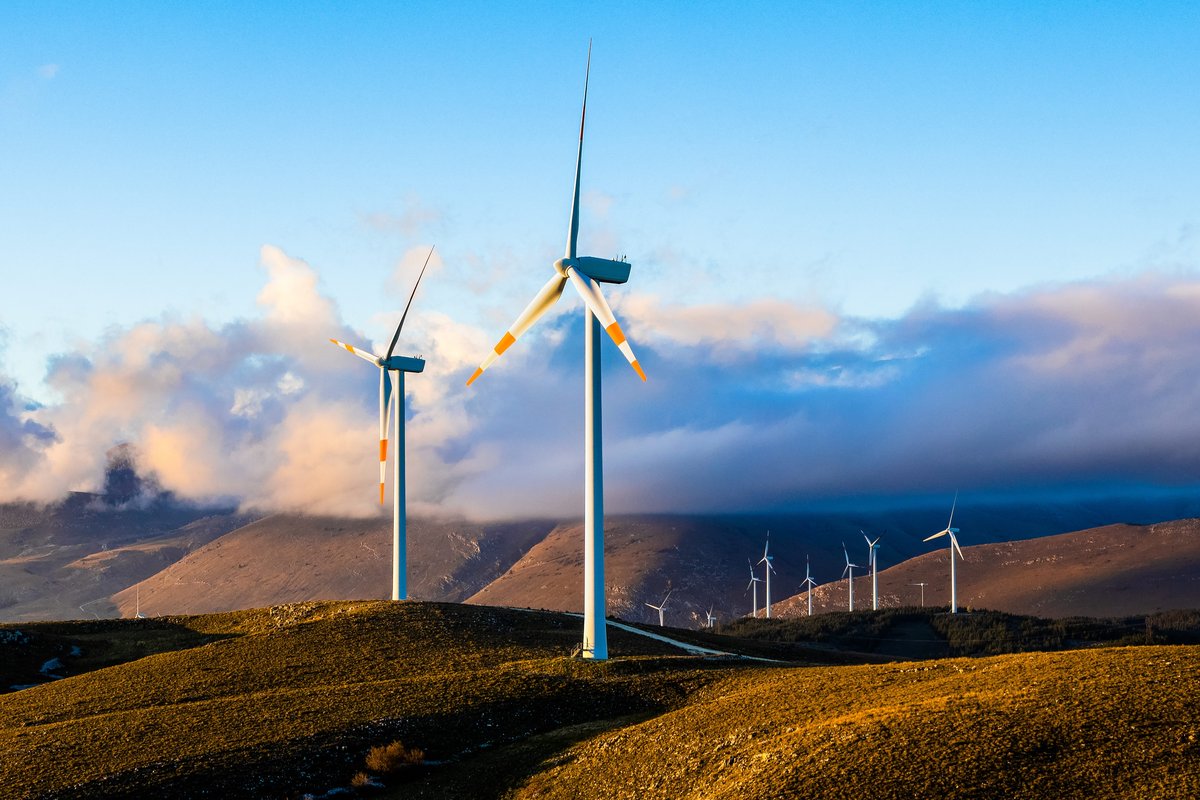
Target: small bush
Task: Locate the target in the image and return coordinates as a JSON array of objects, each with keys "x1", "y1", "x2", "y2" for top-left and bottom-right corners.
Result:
[
  {"x1": 351, "y1": 771, "x2": 372, "y2": 788},
  {"x1": 365, "y1": 740, "x2": 424, "y2": 773}
]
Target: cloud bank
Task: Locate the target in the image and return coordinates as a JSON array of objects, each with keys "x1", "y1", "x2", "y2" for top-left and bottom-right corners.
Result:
[{"x1": 4, "y1": 252, "x2": 1200, "y2": 519}]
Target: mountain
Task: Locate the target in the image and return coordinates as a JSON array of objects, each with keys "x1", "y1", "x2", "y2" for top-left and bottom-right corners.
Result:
[
  {"x1": 0, "y1": 494, "x2": 252, "y2": 621},
  {"x1": 774, "y1": 518, "x2": 1200, "y2": 618},
  {"x1": 6, "y1": 493, "x2": 1200, "y2": 625},
  {"x1": 113, "y1": 514, "x2": 556, "y2": 617}
]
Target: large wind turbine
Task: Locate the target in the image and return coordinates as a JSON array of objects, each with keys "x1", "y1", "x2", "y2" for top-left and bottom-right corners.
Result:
[
  {"x1": 745, "y1": 559, "x2": 763, "y2": 618},
  {"x1": 329, "y1": 247, "x2": 433, "y2": 601},
  {"x1": 924, "y1": 492, "x2": 965, "y2": 613},
  {"x1": 466, "y1": 46, "x2": 644, "y2": 661},
  {"x1": 841, "y1": 542, "x2": 863, "y2": 612},
  {"x1": 863, "y1": 531, "x2": 881, "y2": 611},
  {"x1": 645, "y1": 590, "x2": 672, "y2": 627},
  {"x1": 757, "y1": 533, "x2": 777, "y2": 618},
  {"x1": 801, "y1": 556, "x2": 816, "y2": 616}
]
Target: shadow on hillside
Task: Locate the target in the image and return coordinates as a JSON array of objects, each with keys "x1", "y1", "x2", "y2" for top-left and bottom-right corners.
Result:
[{"x1": 0, "y1": 617, "x2": 234, "y2": 693}]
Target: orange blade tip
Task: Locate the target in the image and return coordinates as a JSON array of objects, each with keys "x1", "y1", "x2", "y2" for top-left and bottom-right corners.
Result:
[
  {"x1": 466, "y1": 367, "x2": 484, "y2": 387},
  {"x1": 632, "y1": 361, "x2": 647, "y2": 382},
  {"x1": 379, "y1": 483, "x2": 385, "y2": 504}
]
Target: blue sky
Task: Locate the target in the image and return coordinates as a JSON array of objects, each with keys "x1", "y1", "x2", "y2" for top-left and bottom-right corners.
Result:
[{"x1": 3, "y1": 3, "x2": 1200, "y2": 514}]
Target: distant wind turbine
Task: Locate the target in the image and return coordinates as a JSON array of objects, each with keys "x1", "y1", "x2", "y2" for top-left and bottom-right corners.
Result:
[
  {"x1": 135, "y1": 585, "x2": 146, "y2": 619},
  {"x1": 706, "y1": 606, "x2": 717, "y2": 629},
  {"x1": 911, "y1": 581, "x2": 928, "y2": 607},
  {"x1": 801, "y1": 556, "x2": 817, "y2": 616},
  {"x1": 329, "y1": 246, "x2": 433, "y2": 601},
  {"x1": 466, "y1": 44, "x2": 644, "y2": 661},
  {"x1": 841, "y1": 542, "x2": 863, "y2": 612},
  {"x1": 757, "y1": 532, "x2": 777, "y2": 618},
  {"x1": 645, "y1": 589, "x2": 672, "y2": 627},
  {"x1": 863, "y1": 531, "x2": 882, "y2": 611},
  {"x1": 745, "y1": 559, "x2": 763, "y2": 618},
  {"x1": 923, "y1": 492, "x2": 965, "y2": 613}
]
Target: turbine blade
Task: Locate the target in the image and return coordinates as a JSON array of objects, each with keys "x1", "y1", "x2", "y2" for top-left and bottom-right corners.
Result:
[
  {"x1": 951, "y1": 532, "x2": 965, "y2": 560},
  {"x1": 378, "y1": 371, "x2": 394, "y2": 504},
  {"x1": 386, "y1": 245, "x2": 435, "y2": 360},
  {"x1": 841, "y1": 564, "x2": 850, "y2": 580},
  {"x1": 467, "y1": 274, "x2": 567, "y2": 386},
  {"x1": 565, "y1": 40, "x2": 591, "y2": 260},
  {"x1": 947, "y1": 490, "x2": 959, "y2": 530},
  {"x1": 566, "y1": 267, "x2": 646, "y2": 380},
  {"x1": 330, "y1": 338, "x2": 381, "y2": 365},
  {"x1": 924, "y1": 529, "x2": 950, "y2": 542}
]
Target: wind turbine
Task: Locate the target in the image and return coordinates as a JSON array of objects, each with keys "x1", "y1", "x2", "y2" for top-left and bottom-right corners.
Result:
[
  {"x1": 645, "y1": 589, "x2": 672, "y2": 627},
  {"x1": 329, "y1": 246, "x2": 434, "y2": 602},
  {"x1": 706, "y1": 606, "x2": 717, "y2": 629},
  {"x1": 757, "y1": 532, "x2": 777, "y2": 618},
  {"x1": 923, "y1": 492, "x2": 965, "y2": 613},
  {"x1": 135, "y1": 585, "x2": 146, "y2": 619},
  {"x1": 912, "y1": 581, "x2": 928, "y2": 607},
  {"x1": 863, "y1": 531, "x2": 881, "y2": 611},
  {"x1": 841, "y1": 542, "x2": 863, "y2": 612},
  {"x1": 745, "y1": 559, "x2": 763, "y2": 618},
  {"x1": 465, "y1": 45, "x2": 644, "y2": 661},
  {"x1": 800, "y1": 556, "x2": 817, "y2": 616}
]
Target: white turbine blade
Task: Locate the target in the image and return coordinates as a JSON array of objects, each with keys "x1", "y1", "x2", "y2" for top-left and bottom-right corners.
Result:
[
  {"x1": 467, "y1": 273, "x2": 567, "y2": 386},
  {"x1": 767, "y1": 559, "x2": 776, "y2": 574},
  {"x1": 565, "y1": 41, "x2": 591, "y2": 259},
  {"x1": 924, "y1": 528, "x2": 950, "y2": 542},
  {"x1": 378, "y1": 370, "x2": 394, "y2": 505},
  {"x1": 946, "y1": 490, "x2": 959, "y2": 531},
  {"x1": 842, "y1": 543, "x2": 851, "y2": 565},
  {"x1": 566, "y1": 267, "x2": 646, "y2": 381},
  {"x1": 950, "y1": 531, "x2": 965, "y2": 560},
  {"x1": 330, "y1": 338, "x2": 381, "y2": 365}
]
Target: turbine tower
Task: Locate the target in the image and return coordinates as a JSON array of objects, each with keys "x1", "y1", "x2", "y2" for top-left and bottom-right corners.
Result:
[
  {"x1": 863, "y1": 531, "x2": 881, "y2": 611},
  {"x1": 841, "y1": 542, "x2": 863, "y2": 612},
  {"x1": 329, "y1": 247, "x2": 433, "y2": 601},
  {"x1": 923, "y1": 492, "x2": 965, "y2": 613},
  {"x1": 911, "y1": 581, "x2": 928, "y2": 607},
  {"x1": 466, "y1": 45, "x2": 645, "y2": 661},
  {"x1": 644, "y1": 589, "x2": 672, "y2": 627},
  {"x1": 757, "y1": 532, "x2": 776, "y2": 618},
  {"x1": 801, "y1": 556, "x2": 816, "y2": 616},
  {"x1": 745, "y1": 559, "x2": 763, "y2": 618}
]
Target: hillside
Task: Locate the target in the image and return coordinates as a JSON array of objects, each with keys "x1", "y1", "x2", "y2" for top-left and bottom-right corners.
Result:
[
  {"x1": 775, "y1": 518, "x2": 1200, "y2": 618},
  {"x1": 1, "y1": 601, "x2": 1196, "y2": 799},
  {"x1": 113, "y1": 515, "x2": 556, "y2": 617},
  {"x1": 0, "y1": 495, "x2": 252, "y2": 621}
]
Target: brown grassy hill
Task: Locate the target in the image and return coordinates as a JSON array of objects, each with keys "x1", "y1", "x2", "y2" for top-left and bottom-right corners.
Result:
[
  {"x1": 0, "y1": 601, "x2": 739, "y2": 799},
  {"x1": 113, "y1": 515, "x2": 556, "y2": 616},
  {"x1": 2, "y1": 601, "x2": 1197, "y2": 799},
  {"x1": 775, "y1": 518, "x2": 1200, "y2": 618},
  {"x1": 0, "y1": 495, "x2": 251, "y2": 621},
  {"x1": 499, "y1": 646, "x2": 1200, "y2": 800}
]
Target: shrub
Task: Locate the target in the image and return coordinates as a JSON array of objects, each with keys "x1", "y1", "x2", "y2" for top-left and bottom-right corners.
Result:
[
  {"x1": 365, "y1": 740, "x2": 424, "y2": 773},
  {"x1": 350, "y1": 771, "x2": 372, "y2": 788}
]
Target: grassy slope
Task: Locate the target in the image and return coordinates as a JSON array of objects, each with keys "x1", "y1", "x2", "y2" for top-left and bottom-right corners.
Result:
[
  {"x1": 3, "y1": 603, "x2": 1199, "y2": 799},
  {"x1": 507, "y1": 646, "x2": 1200, "y2": 800},
  {"x1": 0, "y1": 602, "x2": 741, "y2": 799}
]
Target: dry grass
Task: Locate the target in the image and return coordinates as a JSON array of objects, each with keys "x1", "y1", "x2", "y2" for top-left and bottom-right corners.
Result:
[
  {"x1": 507, "y1": 646, "x2": 1200, "y2": 800},
  {"x1": 3, "y1": 601, "x2": 1198, "y2": 799},
  {"x1": 366, "y1": 740, "x2": 425, "y2": 772}
]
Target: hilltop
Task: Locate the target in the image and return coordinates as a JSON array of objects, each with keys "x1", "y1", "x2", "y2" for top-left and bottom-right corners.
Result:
[{"x1": 1, "y1": 601, "x2": 1197, "y2": 799}]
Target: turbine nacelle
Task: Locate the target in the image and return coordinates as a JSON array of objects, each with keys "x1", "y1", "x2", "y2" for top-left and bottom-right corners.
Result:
[
  {"x1": 381, "y1": 355, "x2": 426, "y2": 373},
  {"x1": 553, "y1": 256, "x2": 632, "y2": 284}
]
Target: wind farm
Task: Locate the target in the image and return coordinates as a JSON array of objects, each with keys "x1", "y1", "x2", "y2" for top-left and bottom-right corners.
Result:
[{"x1": 6, "y1": 4, "x2": 1200, "y2": 799}]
